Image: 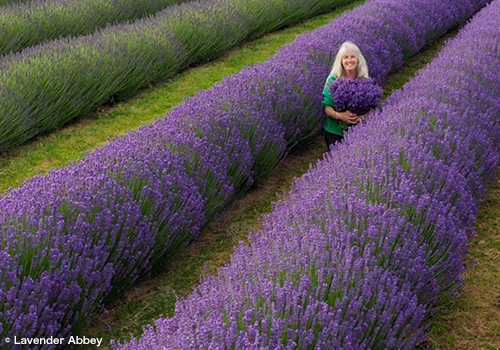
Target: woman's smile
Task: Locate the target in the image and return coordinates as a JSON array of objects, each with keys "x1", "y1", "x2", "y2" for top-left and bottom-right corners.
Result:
[{"x1": 342, "y1": 50, "x2": 358, "y2": 73}]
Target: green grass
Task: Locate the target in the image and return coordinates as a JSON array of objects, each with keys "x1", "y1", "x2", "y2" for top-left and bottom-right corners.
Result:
[
  {"x1": 0, "y1": 0, "x2": 366, "y2": 195},
  {"x1": 76, "y1": 29, "x2": 460, "y2": 350}
]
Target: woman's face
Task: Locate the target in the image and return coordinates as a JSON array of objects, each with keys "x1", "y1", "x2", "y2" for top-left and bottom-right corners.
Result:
[{"x1": 342, "y1": 50, "x2": 358, "y2": 74}]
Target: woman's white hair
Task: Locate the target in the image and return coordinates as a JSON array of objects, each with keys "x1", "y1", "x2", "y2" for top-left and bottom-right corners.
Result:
[{"x1": 328, "y1": 41, "x2": 369, "y2": 79}]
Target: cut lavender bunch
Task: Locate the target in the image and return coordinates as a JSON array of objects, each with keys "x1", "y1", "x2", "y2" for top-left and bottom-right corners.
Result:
[
  {"x1": 330, "y1": 78, "x2": 382, "y2": 116},
  {"x1": 329, "y1": 77, "x2": 383, "y2": 129}
]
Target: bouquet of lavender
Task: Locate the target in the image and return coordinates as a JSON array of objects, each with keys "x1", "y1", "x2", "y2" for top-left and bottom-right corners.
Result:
[{"x1": 329, "y1": 78, "x2": 383, "y2": 129}]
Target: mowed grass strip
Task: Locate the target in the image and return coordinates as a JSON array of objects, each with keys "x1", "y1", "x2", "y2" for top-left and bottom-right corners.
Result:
[
  {"x1": 80, "y1": 30, "x2": 460, "y2": 348},
  {"x1": 0, "y1": 0, "x2": 366, "y2": 194}
]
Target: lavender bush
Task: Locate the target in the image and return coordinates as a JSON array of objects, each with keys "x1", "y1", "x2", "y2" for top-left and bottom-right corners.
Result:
[
  {"x1": 0, "y1": 0, "x2": 29, "y2": 6},
  {"x1": 0, "y1": 165, "x2": 156, "y2": 341},
  {"x1": 0, "y1": 0, "x2": 355, "y2": 152},
  {"x1": 0, "y1": 0, "x2": 190, "y2": 57},
  {"x1": 113, "y1": 1, "x2": 499, "y2": 348},
  {"x1": 0, "y1": 0, "x2": 493, "y2": 346}
]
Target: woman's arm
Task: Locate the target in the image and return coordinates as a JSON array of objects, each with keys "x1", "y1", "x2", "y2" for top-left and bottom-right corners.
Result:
[
  {"x1": 323, "y1": 75, "x2": 359, "y2": 125},
  {"x1": 325, "y1": 106, "x2": 360, "y2": 125}
]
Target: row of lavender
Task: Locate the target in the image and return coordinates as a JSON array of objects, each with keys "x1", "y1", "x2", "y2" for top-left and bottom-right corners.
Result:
[
  {"x1": 0, "y1": 0, "x2": 491, "y2": 347},
  {"x1": 0, "y1": 0, "x2": 190, "y2": 57},
  {"x1": 0, "y1": 0, "x2": 355, "y2": 152},
  {"x1": 115, "y1": 1, "x2": 500, "y2": 348},
  {"x1": 0, "y1": 0, "x2": 27, "y2": 7}
]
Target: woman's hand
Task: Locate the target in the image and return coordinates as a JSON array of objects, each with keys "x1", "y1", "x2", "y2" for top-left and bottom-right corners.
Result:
[
  {"x1": 336, "y1": 110, "x2": 359, "y2": 125},
  {"x1": 325, "y1": 107, "x2": 359, "y2": 125}
]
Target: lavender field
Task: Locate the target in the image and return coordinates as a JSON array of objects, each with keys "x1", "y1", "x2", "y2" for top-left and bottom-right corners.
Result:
[
  {"x1": 0, "y1": 0, "x2": 355, "y2": 152},
  {"x1": 0, "y1": 0, "x2": 498, "y2": 348},
  {"x1": 0, "y1": 0, "x2": 190, "y2": 57},
  {"x1": 114, "y1": 0, "x2": 500, "y2": 348}
]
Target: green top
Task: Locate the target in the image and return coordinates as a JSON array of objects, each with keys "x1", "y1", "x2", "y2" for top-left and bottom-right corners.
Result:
[{"x1": 321, "y1": 75, "x2": 344, "y2": 136}]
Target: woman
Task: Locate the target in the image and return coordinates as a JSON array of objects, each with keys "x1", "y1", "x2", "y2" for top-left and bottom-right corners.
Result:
[{"x1": 322, "y1": 41, "x2": 369, "y2": 149}]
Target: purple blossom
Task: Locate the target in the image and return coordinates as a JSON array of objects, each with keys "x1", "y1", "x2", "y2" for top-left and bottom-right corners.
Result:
[{"x1": 329, "y1": 77, "x2": 383, "y2": 115}]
